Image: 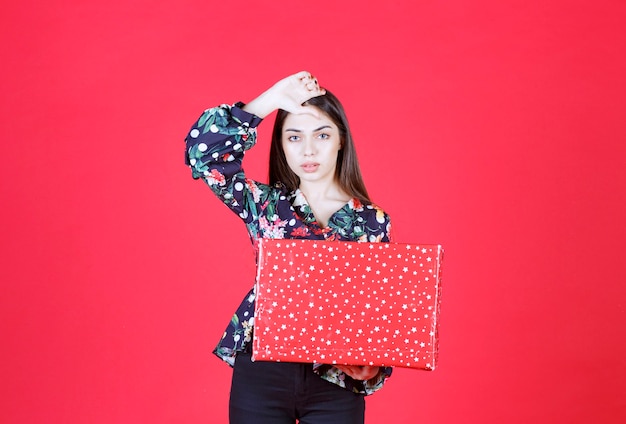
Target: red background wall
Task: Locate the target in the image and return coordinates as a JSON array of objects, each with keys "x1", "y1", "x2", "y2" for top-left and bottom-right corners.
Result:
[{"x1": 1, "y1": 1, "x2": 625, "y2": 423}]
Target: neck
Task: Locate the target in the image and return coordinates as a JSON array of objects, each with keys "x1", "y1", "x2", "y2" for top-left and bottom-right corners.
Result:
[{"x1": 298, "y1": 180, "x2": 350, "y2": 203}]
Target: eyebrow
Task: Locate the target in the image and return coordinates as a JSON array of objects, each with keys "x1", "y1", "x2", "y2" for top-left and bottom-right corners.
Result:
[{"x1": 284, "y1": 125, "x2": 333, "y2": 133}]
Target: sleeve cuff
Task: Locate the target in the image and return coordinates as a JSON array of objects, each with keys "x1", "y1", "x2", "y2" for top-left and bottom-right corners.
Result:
[{"x1": 232, "y1": 101, "x2": 264, "y2": 127}]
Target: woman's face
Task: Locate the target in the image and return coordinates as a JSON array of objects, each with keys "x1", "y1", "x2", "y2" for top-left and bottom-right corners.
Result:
[{"x1": 281, "y1": 107, "x2": 342, "y2": 188}]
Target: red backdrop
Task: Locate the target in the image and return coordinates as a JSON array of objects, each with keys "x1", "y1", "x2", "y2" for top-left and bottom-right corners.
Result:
[{"x1": 1, "y1": 1, "x2": 625, "y2": 423}]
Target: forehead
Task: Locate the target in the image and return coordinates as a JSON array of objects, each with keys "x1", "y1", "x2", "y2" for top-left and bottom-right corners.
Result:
[{"x1": 282, "y1": 107, "x2": 337, "y2": 131}]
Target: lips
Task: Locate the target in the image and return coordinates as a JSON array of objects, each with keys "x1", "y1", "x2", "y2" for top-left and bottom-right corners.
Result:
[{"x1": 301, "y1": 162, "x2": 320, "y2": 173}]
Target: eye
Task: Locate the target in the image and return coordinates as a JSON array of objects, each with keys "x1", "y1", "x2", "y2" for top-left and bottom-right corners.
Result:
[
  {"x1": 287, "y1": 135, "x2": 300, "y2": 142},
  {"x1": 317, "y1": 133, "x2": 330, "y2": 140}
]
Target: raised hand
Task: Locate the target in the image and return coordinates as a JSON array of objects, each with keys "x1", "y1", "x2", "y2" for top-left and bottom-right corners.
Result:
[{"x1": 243, "y1": 71, "x2": 326, "y2": 119}]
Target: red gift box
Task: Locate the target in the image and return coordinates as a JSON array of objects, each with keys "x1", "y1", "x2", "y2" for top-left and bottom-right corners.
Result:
[{"x1": 252, "y1": 239, "x2": 443, "y2": 370}]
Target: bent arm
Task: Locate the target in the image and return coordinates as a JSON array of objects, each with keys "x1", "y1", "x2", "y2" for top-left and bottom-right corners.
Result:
[
  {"x1": 185, "y1": 104, "x2": 263, "y2": 216},
  {"x1": 183, "y1": 71, "x2": 327, "y2": 217}
]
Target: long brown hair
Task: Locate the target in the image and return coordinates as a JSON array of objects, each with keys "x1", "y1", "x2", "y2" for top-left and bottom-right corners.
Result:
[{"x1": 268, "y1": 90, "x2": 371, "y2": 204}]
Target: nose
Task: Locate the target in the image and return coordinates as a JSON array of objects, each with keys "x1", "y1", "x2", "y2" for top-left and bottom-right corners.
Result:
[{"x1": 303, "y1": 137, "x2": 316, "y2": 156}]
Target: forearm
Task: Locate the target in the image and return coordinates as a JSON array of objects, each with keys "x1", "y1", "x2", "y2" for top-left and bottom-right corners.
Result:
[{"x1": 242, "y1": 89, "x2": 279, "y2": 119}]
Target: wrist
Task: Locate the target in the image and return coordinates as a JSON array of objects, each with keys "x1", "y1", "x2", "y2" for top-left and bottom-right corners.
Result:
[{"x1": 242, "y1": 89, "x2": 278, "y2": 119}]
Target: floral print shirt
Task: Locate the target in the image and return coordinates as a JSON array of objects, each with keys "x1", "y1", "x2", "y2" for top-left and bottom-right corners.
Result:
[{"x1": 184, "y1": 103, "x2": 393, "y2": 395}]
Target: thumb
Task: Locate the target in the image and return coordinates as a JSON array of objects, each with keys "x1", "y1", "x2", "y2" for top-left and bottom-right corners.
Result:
[{"x1": 292, "y1": 104, "x2": 321, "y2": 119}]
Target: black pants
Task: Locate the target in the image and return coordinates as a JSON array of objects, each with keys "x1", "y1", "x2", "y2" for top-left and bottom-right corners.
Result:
[{"x1": 229, "y1": 352, "x2": 365, "y2": 424}]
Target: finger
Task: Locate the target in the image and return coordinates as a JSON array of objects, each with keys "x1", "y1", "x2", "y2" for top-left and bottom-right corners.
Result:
[
  {"x1": 304, "y1": 78, "x2": 324, "y2": 96},
  {"x1": 301, "y1": 73, "x2": 318, "y2": 89},
  {"x1": 335, "y1": 365, "x2": 359, "y2": 375},
  {"x1": 293, "y1": 105, "x2": 321, "y2": 119},
  {"x1": 296, "y1": 71, "x2": 314, "y2": 82},
  {"x1": 307, "y1": 77, "x2": 319, "y2": 89},
  {"x1": 312, "y1": 80, "x2": 325, "y2": 95}
]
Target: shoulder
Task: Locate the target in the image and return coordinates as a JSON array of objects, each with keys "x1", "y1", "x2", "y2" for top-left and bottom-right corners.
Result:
[
  {"x1": 350, "y1": 199, "x2": 392, "y2": 242},
  {"x1": 350, "y1": 199, "x2": 391, "y2": 222}
]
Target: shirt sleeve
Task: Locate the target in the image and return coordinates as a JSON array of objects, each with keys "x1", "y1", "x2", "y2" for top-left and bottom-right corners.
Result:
[{"x1": 184, "y1": 103, "x2": 269, "y2": 222}]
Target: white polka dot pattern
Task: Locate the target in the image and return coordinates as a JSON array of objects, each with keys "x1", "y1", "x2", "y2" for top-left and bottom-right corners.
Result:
[{"x1": 252, "y1": 239, "x2": 443, "y2": 370}]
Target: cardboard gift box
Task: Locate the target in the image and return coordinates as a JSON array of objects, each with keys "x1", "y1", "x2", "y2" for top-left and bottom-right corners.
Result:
[{"x1": 252, "y1": 239, "x2": 443, "y2": 370}]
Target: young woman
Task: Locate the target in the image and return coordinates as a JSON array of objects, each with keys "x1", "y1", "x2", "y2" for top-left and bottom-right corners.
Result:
[{"x1": 185, "y1": 71, "x2": 393, "y2": 424}]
